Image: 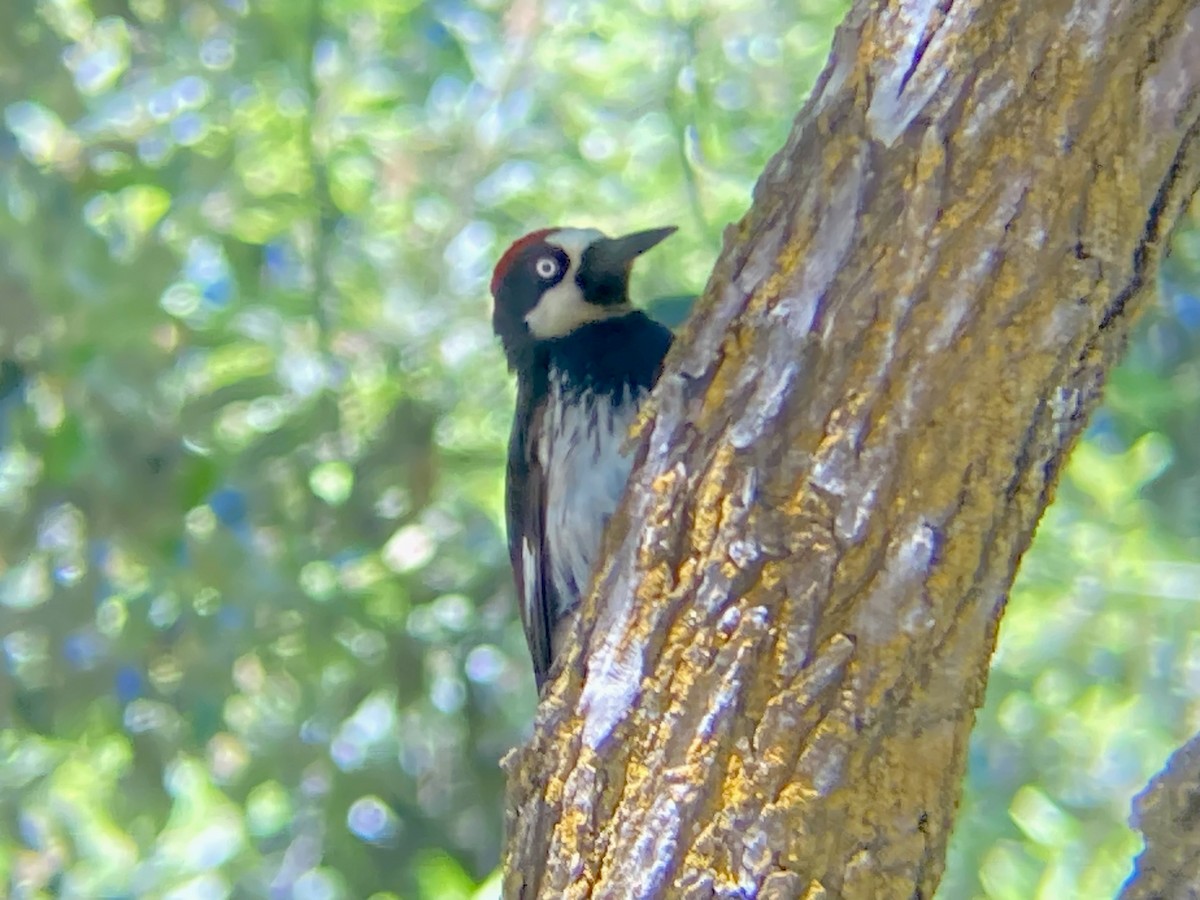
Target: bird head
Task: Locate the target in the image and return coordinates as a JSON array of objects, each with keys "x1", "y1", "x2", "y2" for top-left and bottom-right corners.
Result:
[{"x1": 490, "y1": 226, "x2": 676, "y2": 369}]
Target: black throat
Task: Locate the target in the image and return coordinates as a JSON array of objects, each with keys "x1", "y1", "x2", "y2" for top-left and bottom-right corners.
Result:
[{"x1": 527, "y1": 311, "x2": 673, "y2": 401}]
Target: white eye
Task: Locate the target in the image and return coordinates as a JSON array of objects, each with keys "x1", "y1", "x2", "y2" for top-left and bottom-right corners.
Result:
[{"x1": 535, "y1": 257, "x2": 559, "y2": 279}]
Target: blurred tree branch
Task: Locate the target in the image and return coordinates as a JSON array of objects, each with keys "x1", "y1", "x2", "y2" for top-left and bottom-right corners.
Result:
[
  {"x1": 1121, "y1": 731, "x2": 1200, "y2": 898},
  {"x1": 503, "y1": 0, "x2": 1200, "y2": 896}
]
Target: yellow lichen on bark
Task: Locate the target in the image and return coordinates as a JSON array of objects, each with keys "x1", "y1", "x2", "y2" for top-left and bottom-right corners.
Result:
[{"x1": 502, "y1": 0, "x2": 1200, "y2": 897}]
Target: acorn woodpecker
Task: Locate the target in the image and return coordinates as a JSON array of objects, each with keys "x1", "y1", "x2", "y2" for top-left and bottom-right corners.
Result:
[{"x1": 491, "y1": 226, "x2": 676, "y2": 690}]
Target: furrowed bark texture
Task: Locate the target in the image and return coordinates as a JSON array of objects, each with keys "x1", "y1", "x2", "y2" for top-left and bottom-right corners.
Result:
[
  {"x1": 1120, "y1": 731, "x2": 1200, "y2": 899},
  {"x1": 504, "y1": 1, "x2": 1200, "y2": 897}
]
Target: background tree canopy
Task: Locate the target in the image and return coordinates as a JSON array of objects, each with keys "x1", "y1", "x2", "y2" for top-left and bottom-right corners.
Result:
[{"x1": 0, "y1": 0, "x2": 1197, "y2": 897}]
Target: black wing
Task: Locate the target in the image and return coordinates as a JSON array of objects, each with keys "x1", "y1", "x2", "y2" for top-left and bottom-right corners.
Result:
[{"x1": 505, "y1": 377, "x2": 556, "y2": 690}]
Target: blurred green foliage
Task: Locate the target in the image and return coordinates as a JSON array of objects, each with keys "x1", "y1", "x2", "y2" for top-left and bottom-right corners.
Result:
[{"x1": 0, "y1": 0, "x2": 1196, "y2": 897}]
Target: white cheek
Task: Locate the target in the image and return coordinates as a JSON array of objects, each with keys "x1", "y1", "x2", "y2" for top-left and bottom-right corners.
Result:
[
  {"x1": 525, "y1": 279, "x2": 594, "y2": 338},
  {"x1": 524, "y1": 227, "x2": 623, "y2": 339}
]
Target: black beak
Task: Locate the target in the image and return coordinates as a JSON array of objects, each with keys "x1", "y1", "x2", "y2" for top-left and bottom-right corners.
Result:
[
  {"x1": 577, "y1": 226, "x2": 677, "y2": 306},
  {"x1": 588, "y1": 227, "x2": 678, "y2": 272}
]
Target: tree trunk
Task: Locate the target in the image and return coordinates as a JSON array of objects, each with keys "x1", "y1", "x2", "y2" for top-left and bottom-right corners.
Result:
[
  {"x1": 503, "y1": 0, "x2": 1200, "y2": 896},
  {"x1": 1121, "y1": 731, "x2": 1200, "y2": 898}
]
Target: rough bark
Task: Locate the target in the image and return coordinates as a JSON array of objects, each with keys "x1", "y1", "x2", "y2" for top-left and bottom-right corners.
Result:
[
  {"x1": 1120, "y1": 732, "x2": 1200, "y2": 899},
  {"x1": 503, "y1": 1, "x2": 1200, "y2": 897}
]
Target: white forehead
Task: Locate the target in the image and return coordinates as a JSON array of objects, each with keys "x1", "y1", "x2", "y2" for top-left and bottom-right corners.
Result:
[{"x1": 545, "y1": 228, "x2": 605, "y2": 261}]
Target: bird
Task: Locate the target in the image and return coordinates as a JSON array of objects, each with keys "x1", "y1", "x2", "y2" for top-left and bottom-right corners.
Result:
[{"x1": 491, "y1": 226, "x2": 677, "y2": 690}]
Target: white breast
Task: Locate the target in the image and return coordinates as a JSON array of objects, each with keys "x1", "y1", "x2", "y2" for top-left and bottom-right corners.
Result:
[{"x1": 537, "y1": 370, "x2": 645, "y2": 619}]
